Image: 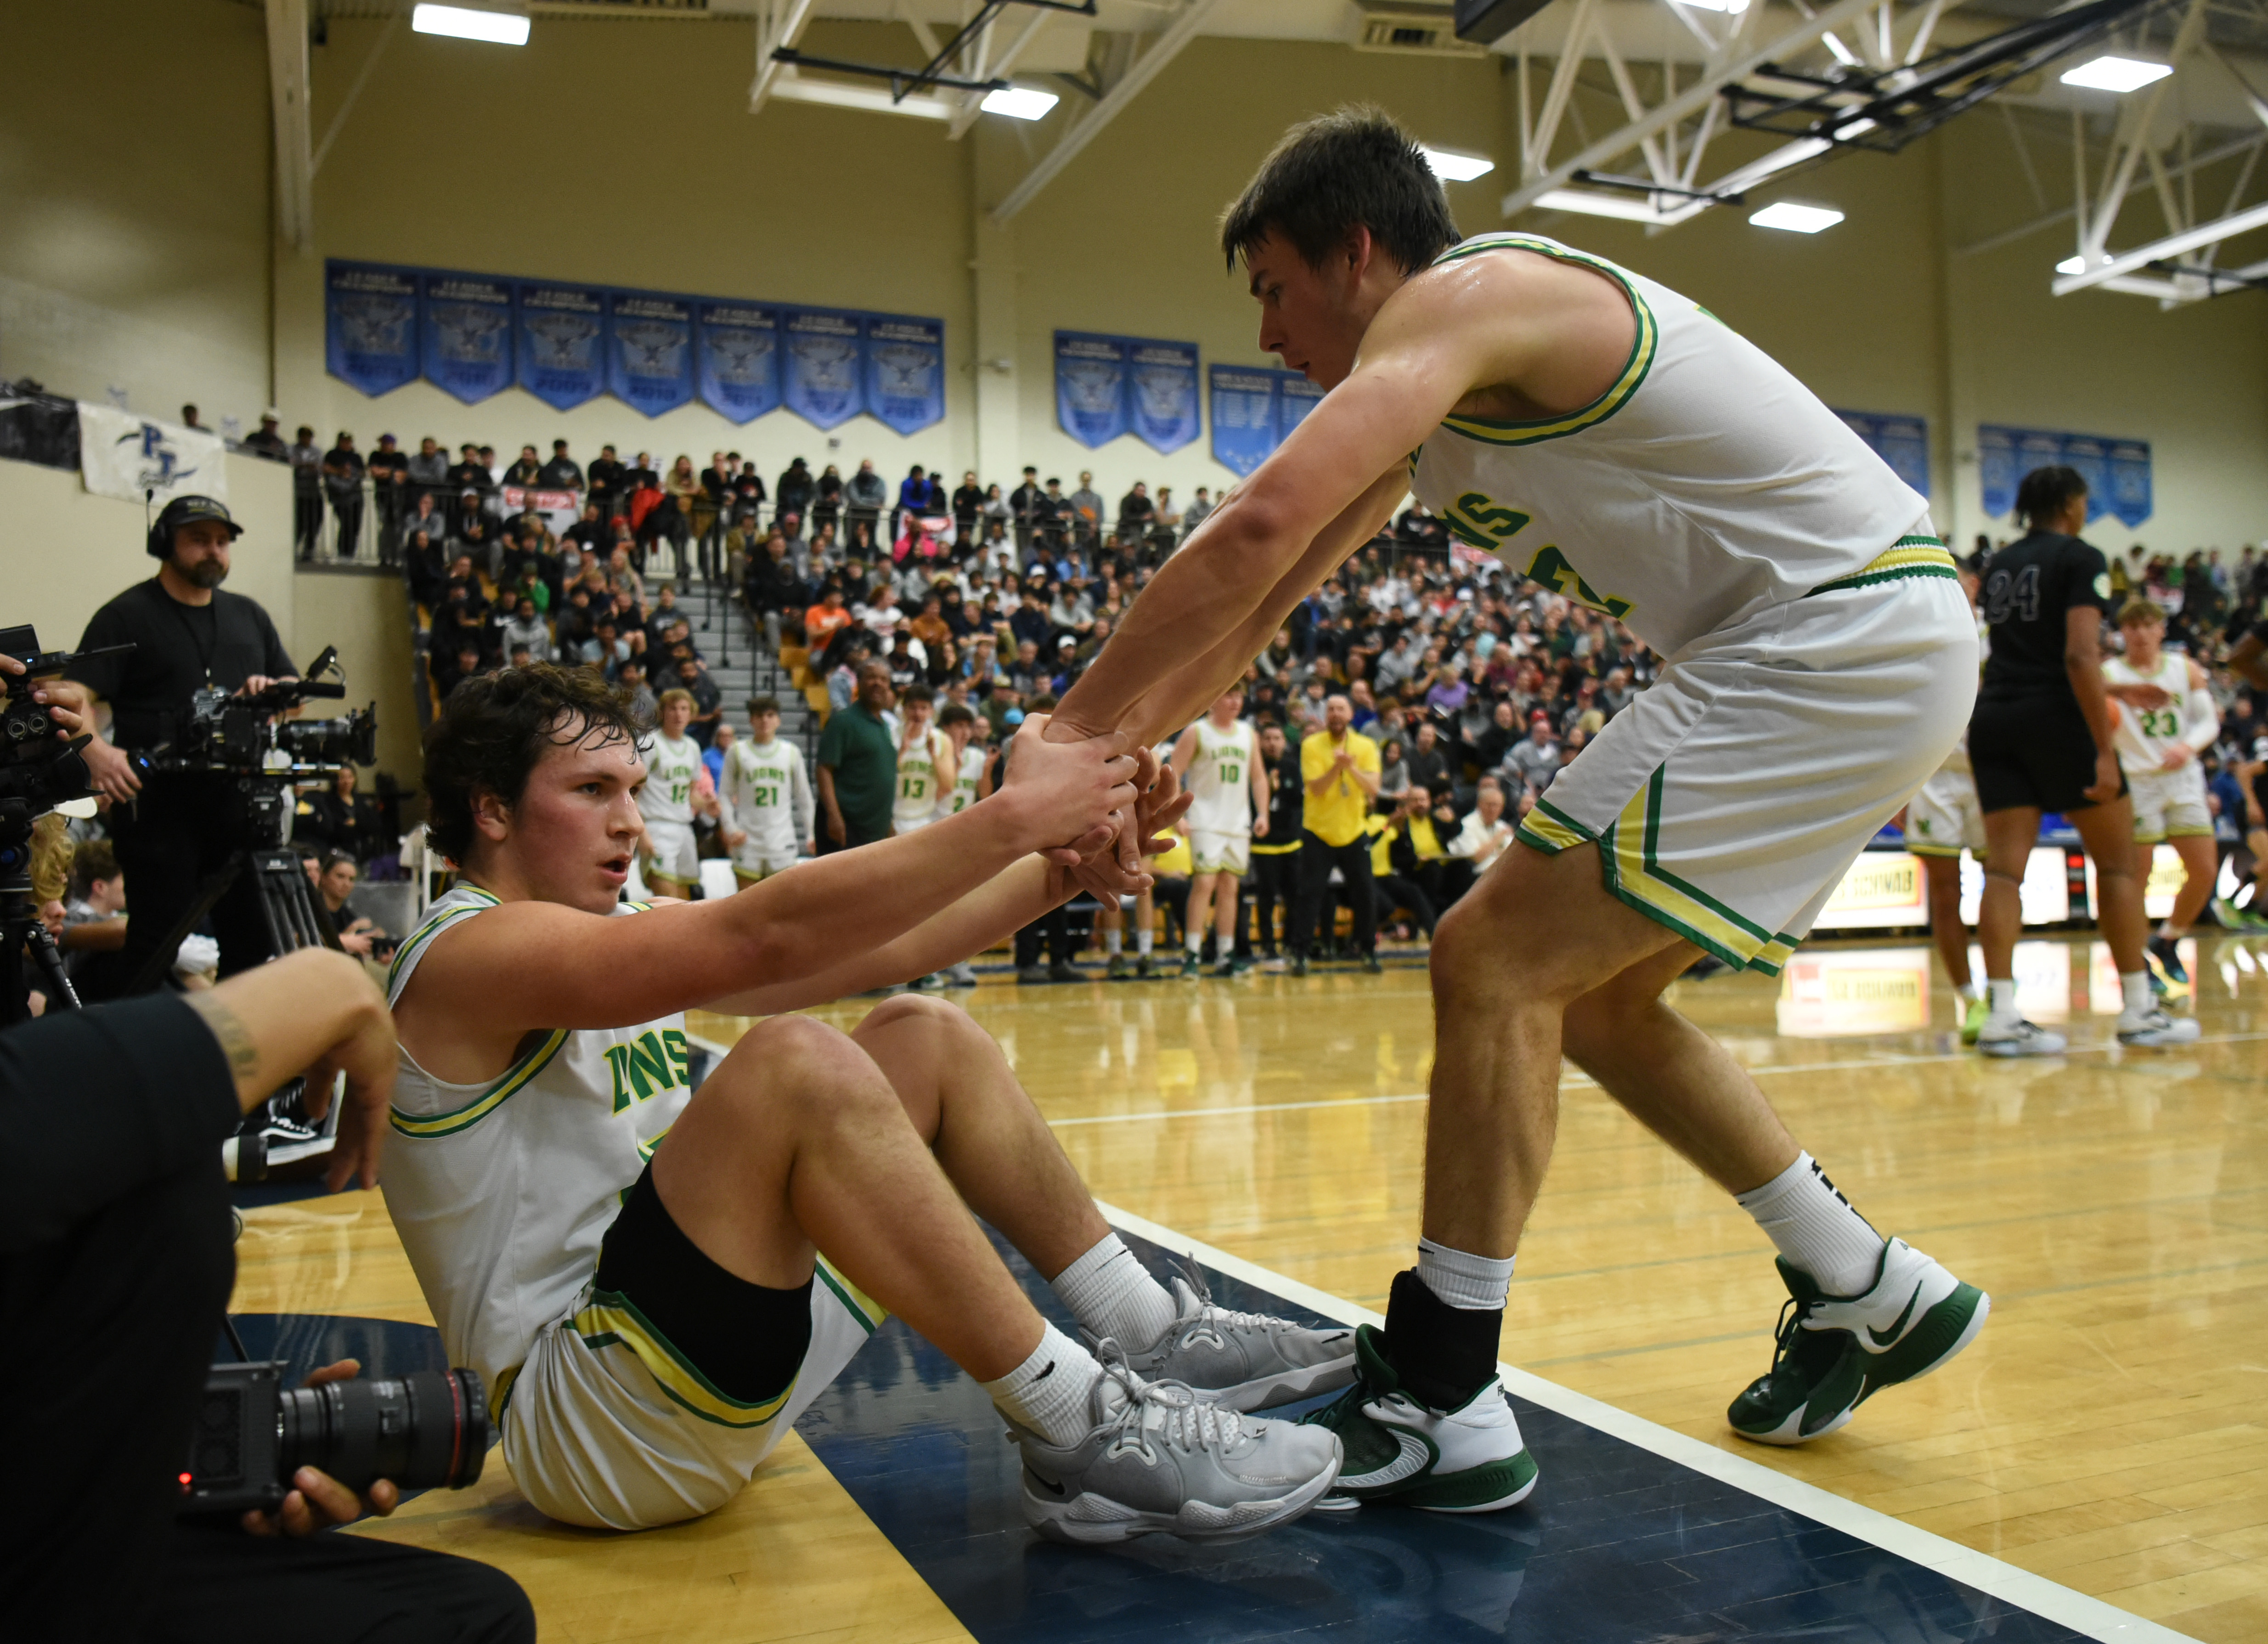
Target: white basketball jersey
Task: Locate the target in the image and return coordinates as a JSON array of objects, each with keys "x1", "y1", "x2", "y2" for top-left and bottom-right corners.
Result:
[
  {"x1": 636, "y1": 731, "x2": 702, "y2": 827},
  {"x1": 1185, "y1": 719, "x2": 1255, "y2": 835},
  {"x1": 949, "y1": 744, "x2": 986, "y2": 814},
  {"x1": 382, "y1": 885, "x2": 691, "y2": 1405},
  {"x1": 723, "y1": 737, "x2": 806, "y2": 855},
  {"x1": 1408, "y1": 234, "x2": 1938, "y2": 658},
  {"x1": 2104, "y1": 653, "x2": 2195, "y2": 776},
  {"x1": 893, "y1": 726, "x2": 951, "y2": 828}
]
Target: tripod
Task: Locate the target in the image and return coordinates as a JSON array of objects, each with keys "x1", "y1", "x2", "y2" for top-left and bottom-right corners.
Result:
[{"x1": 0, "y1": 816, "x2": 79, "y2": 1026}]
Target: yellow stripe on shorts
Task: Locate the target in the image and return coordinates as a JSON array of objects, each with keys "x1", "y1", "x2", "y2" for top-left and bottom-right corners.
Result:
[
  {"x1": 1515, "y1": 797, "x2": 1594, "y2": 856},
  {"x1": 574, "y1": 1289, "x2": 801, "y2": 1429},
  {"x1": 1597, "y1": 767, "x2": 1802, "y2": 976},
  {"x1": 1805, "y1": 536, "x2": 1958, "y2": 597}
]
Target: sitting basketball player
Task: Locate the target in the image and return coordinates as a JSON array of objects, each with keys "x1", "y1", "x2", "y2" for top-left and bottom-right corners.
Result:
[{"x1": 383, "y1": 664, "x2": 1351, "y2": 1542}]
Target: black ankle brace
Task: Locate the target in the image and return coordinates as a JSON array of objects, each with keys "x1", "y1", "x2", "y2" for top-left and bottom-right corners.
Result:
[{"x1": 1383, "y1": 1269, "x2": 1501, "y2": 1410}]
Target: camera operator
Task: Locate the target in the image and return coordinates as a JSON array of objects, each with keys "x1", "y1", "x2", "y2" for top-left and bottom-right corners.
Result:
[
  {"x1": 0, "y1": 654, "x2": 530, "y2": 1643},
  {"x1": 62, "y1": 496, "x2": 299, "y2": 994}
]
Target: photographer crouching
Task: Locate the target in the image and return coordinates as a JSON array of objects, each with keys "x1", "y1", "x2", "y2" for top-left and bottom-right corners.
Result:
[
  {"x1": 64, "y1": 497, "x2": 301, "y2": 994},
  {"x1": 0, "y1": 681, "x2": 531, "y2": 1640}
]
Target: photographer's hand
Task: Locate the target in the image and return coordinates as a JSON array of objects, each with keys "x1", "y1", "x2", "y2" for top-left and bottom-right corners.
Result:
[{"x1": 241, "y1": 1361, "x2": 402, "y2": 1537}]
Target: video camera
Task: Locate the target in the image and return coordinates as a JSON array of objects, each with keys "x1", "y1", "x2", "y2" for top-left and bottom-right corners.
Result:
[
  {"x1": 0, "y1": 624, "x2": 130, "y2": 818},
  {"x1": 181, "y1": 1361, "x2": 489, "y2": 1516},
  {"x1": 157, "y1": 645, "x2": 378, "y2": 779}
]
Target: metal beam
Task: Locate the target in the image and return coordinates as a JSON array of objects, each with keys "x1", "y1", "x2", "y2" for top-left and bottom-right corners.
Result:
[
  {"x1": 1500, "y1": 0, "x2": 1882, "y2": 218},
  {"x1": 312, "y1": 9, "x2": 400, "y2": 178},
  {"x1": 748, "y1": 0, "x2": 818, "y2": 114},
  {"x1": 2052, "y1": 196, "x2": 2268, "y2": 293},
  {"x1": 950, "y1": 3, "x2": 1055, "y2": 138},
  {"x1": 265, "y1": 0, "x2": 314, "y2": 254},
  {"x1": 990, "y1": 0, "x2": 1221, "y2": 223}
]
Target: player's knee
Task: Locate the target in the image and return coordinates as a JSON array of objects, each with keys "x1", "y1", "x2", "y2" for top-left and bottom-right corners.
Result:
[
  {"x1": 713, "y1": 1016, "x2": 889, "y2": 1125},
  {"x1": 857, "y1": 990, "x2": 972, "y2": 1042},
  {"x1": 1430, "y1": 897, "x2": 1548, "y2": 1005}
]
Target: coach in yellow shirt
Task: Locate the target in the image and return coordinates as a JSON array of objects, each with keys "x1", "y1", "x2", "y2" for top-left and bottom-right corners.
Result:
[{"x1": 1293, "y1": 694, "x2": 1382, "y2": 974}]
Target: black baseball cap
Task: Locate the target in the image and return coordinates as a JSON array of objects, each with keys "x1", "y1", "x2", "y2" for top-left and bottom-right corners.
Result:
[{"x1": 162, "y1": 495, "x2": 243, "y2": 538}]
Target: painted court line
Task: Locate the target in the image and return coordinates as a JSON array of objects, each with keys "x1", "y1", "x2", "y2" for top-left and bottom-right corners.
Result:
[
  {"x1": 1034, "y1": 1030, "x2": 2268, "y2": 1129},
  {"x1": 1097, "y1": 1199, "x2": 2201, "y2": 1644}
]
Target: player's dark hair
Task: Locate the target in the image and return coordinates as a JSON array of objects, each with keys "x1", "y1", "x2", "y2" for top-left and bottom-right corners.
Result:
[
  {"x1": 747, "y1": 694, "x2": 780, "y2": 716},
  {"x1": 2016, "y1": 465, "x2": 2087, "y2": 530},
  {"x1": 423, "y1": 663, "x2": 639, "y2": 865},
  {"x1": 1220, "y1": 105, "x2": 1459, "y2": 277},
  {"x1": 938, "y1": 702, "x2": 975, "y2": 728},
  {"x1": 902, "y1": 684, "x2": 936, "y2": 706}
]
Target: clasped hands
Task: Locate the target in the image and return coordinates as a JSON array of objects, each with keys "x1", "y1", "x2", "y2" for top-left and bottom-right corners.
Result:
[{"x1": 1010, "y1": 713, "x2": 1192, "y2": 902}]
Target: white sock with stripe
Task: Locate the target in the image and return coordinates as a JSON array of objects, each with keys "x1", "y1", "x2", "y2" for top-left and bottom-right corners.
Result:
[
  {"x1": 1415, "y1": 1237, "x2": 1515, "y2": 1310},
  {"x1": 1736, "y1": 1152, "x2": 1886, "y2": 1297},
  {"x1": 982, "y1": 1323, "x2": 1103, "y2": 1448},
  {"x1": 1050, "y1": 1233, "x2": 1178, "y2": 1352}
]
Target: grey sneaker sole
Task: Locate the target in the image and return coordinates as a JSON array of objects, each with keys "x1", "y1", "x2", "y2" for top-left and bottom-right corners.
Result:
[
  {"x1": 1023, "y1": 1453, "x2": 1343, "y2": 1545},
  {"x1": 1193, "y1": 1350, "x2": 1358, "y2": 1413},
  {"x1": 2117, "y1": 1020, "x2": 2202, "y2": 1047},
  {"x1": 1977, "y1": 1034, "x2": 2064, "y2": 1058}
]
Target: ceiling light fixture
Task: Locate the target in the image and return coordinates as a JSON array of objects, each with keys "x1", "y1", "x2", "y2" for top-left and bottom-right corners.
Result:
[
  {"x1": 1749, "y1": 201, "x2": 1844, "y2": 233},
  {"x1": 982, "y1": 85, "x2": 1059, "y2": 121},
  {"x1": 2056, "y1": 254, "x2": 2087, "y2": 274},
  {"x1": 1422, "y1": 147, "x2": 1497, "y2": 183},
  {"x1": 412, "y1": 4, "x2": 529, "y2": 46},
  {"x1": 2059, "y1": 56, "x2": 2173, "y2": 93}
]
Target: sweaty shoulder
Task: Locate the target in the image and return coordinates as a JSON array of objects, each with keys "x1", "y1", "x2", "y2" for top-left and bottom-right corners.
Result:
[{"x1": 1377, "y1": 243, "x2": 1636, "y2": 424}]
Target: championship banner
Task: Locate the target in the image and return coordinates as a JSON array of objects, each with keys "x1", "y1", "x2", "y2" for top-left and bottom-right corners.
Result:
[
  {"x1": 1834, "y1": 410, "x2": 1929, "y2": 499},
  {"x1": 1127, "y1": 339, "x2": 1200, "y2": 454},
  {"x1": 1208, "y1": 366, "x2": 1278, "y2": 476},
  {"x1": 863, "y1": 313, "x2": 944, "y2": 437},
  {"x1": 515, "y1": 282, "x2": 607, "y2": 412},
  {"x1": 419, "y1": 271, "x2": 514, "y2": 404},
  {"x1": 607, "y1": 291, "x2": 695, "y2": 417},
  {"x1": 1277, "y1": 372, "x2": 1325, "y2": 441},
  {"x1": 1977, "y1": 424, "x2": 2150, "y2": 525},
  {"x1": 78, "y1": 404, "x2": 227, "y2": 506},
  {"x1": 1055, "y1": 332, "x2": 1128, "y2": 449},
  {"x1": 325, "y1": 261, "x2": 420, "y2": 397},
  {"x1": 696, "y1": 301, "x2": 780, "y2": 424},
  {"x1": 782, "y1": 309, "x2": 864, "y2": 430}
]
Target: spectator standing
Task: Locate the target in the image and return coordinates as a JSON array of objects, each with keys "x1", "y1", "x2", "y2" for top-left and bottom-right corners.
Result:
[
  {"x1": 586, "y1": 443, "x2": 625, "y2": 520},
  {"x1": 1009, "y1": 466, "x2": 1044, "y2": 552},
  {"x1": 1069, "y1": 472, "x2": 1104, "y2": 554},
  {"x1": 367, "y1": 433, "x2": 410, "y2": 564},
  {"x1": 1182, "y1": 486, "x2": 1215, "y2": 536},
  {"x1": 322, "y1": 430, "x2": 365, "y2": 560},
  {"x1": 812, "y1": 463, "x2": 842, "y2": 535},
  {"x1": 1292, "y1": 694, "x2": 1382, "y2": 974},
  {"x1": 502, "y1": 444, "x2": 542, "y2": 486},
  {"x1": 1237, "y1": 721, "x2": 1303, "y2": 969},
  {"x1": 816, "y1": 661, "x2": 898, "y2": 850},
  {"x1": 288, "y1": 424, "x2": 324, "y2": 560},
  {"x1": 952, "y1": 470, "x2": 984, "y2": 547},
  {"x1": 242, "y1": 408, "x2": 287, "y2": 460},
  {"x1": 846, "y1": 458, "x2": 888, "y2": 539},
  {"x1": 1117, "y1": 482, "x2": 1156, "y2": 556},
  {"x1": 405, "y1": 435, "x2": 448, "y2": 510},
  {"x1": 538, "y1": 439, "x2": 582, "y2": 490}
]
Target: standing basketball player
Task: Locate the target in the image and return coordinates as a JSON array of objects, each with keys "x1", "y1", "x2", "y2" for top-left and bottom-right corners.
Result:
[
  {"x1": 636, "y1": 689, "x2": 705, "y2": 898},
  {"x1": 385, "y1": 666, "x2": 1351, "y2": 1540},
  {"x1": 1904, "y1": 572, "x2": 1990, "y2": 1043},
  {"x1": 720, "y1": 695, "x2": 812, "y2": 886},
  {"x1": 1170, "y1": 684, "x2": 1269, "y2": 977},
  {"x1": 1968, "y1": 468, "x2": 2200, "y2": 1056},
  {"x1": 2104, "y1": 599, "x2": 2219, "y2": 991},
  {"x1": 892, "y1": 685, "x2": 953, "y2": 835},
  {"x1": 940, "y1": 702, "x2": 991, "y2": 815},
  {"x1": 1051, "y1": 107, "x2": 1991, "y2": 1509}
]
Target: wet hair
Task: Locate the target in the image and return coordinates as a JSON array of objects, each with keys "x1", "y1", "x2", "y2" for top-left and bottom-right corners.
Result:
[
  {"x1": 2118, "y1": 597, "x2": 2167, "y2": 627},
  {"x1": 2016, "y1": 465, "x2": 2088, "y2": 530},
  {"x1": 1219, "y1": 104, "x2": 1459, "y2": 277},
  {"x1": 422, "y1": 662, "x2": 638, "y2": 864}
]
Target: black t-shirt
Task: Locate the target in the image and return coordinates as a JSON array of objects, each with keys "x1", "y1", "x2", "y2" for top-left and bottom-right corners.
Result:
[
  {"x1": 1264, "y1": 747, "x2": 1303, "y2": 841},
  {"x1": 68, "y1": 580, "x2": 295, "y2": 751},
  {"x1": 1978, "y1": 531, "x2": 2112, "y2": 703}
]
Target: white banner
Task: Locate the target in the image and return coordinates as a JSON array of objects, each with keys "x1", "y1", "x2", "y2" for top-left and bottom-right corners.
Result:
[{"x1": 77, "y1": 403, "x2": 228, "y2": 507}]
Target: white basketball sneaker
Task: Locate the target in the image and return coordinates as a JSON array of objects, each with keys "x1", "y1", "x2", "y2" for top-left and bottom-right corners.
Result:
[
  {"x1": 1010, "y1": 1353, "x2": 1343, "y2": 1545},
  {"x1": 2116, "y1": 1006, "x2": 2202, "y2": 1048},
  {"x1": 1975, "y1": 1016, "x2": 2067, "y2": 1057},
  {"x1": 1298, "y1": 1326, "x2": 1540, "y2": 1512},
  {"x1": 1103, "y1": 1260, "x2": 1356, "y2": 1412}
]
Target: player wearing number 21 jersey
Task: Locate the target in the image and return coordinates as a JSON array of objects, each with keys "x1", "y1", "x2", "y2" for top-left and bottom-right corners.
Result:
[{"x1": 722, "y1": 729, "x2": 813, "y2": 884}]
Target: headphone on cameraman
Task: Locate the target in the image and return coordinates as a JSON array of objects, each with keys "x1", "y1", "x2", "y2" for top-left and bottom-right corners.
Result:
[{"x1": 147, "y1": 495, "x2": 239, "y2": 559}]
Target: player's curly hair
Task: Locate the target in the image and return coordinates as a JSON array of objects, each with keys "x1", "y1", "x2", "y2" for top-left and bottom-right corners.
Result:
[
  {"x1": 423, "y1": 663, "x2": 639, "y2": 865},
  {"x1": 2015, "y1": 464, "x2": 2088, "y2": 530},
  {"x1": 1220, "y1": 104, "x2": 1460, "y2": 277}
]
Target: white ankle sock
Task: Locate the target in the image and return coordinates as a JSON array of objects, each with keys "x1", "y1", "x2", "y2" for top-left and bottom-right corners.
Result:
[
  {"x1": 2121, "y1": 971, "x2": 2152, "y2": 1016},
  {"x1": 1986, "y1": 977, "x2": 2016, "y2": 1018},
  {"x1": 1960, "y1": 979, "x2": 1984, "y2": 1004},
  {"x1": 1136, "y1": 927, "x2": 1153, "y2": 956},
  {"x1": 982, "y1": 1324, "x2": 1102, "y2": 1448},
  {"x1": 1185, "y1": 928, "x2": 1204, "y2": 954},
  {"x1": 1415, "y1": 1237, "x2": 1514, "y2": 1311},
  {"x1": 1735, "y1": 1152, "x2": 1886, "y2": 1297},
  {"x1": 1105, "y1": 929, "x2": 1122, "y2": 956},
  {"x1": 1050, "y1": 1233, "x2": 1178, "y2": 1351}
]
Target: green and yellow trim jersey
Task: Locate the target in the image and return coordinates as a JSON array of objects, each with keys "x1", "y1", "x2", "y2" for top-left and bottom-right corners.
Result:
[
  {"x1": 2104, "y1": 651, "x2": 2206, "y2": 778},
  {"x1": 635, "y1": 730, "x2": 703, "y2": 828},
  {"x1": 381, "y1": 884, "x2": 695, "y2": 1402},
  {"x1": 1185, "y1": 718, "x2": 1256, "y2": 836},
  {"x1": 1409, "y1": 232, "x2": 1936, "y2": 659},
  {"x1": 892, "y1": 726, "x2": 953, "y2": 827}
]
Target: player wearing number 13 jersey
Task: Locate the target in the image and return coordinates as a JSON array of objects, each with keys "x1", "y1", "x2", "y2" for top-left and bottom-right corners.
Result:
[{"x1": 1051, "y1": 107, "x2": 1986, "y2": 1505}]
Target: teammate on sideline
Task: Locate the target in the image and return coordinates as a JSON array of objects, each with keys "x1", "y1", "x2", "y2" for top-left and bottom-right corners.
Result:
[
  {"x1": 935, "y1": 702, "x2": 991, "y2": 985},
  {"x1": 1050, "y1": 106, "x2": 1991, "y2": 1510},
  {"x1": 1903, "y1": 569, "x2": 1990, "y2": 1043},
  {"x1": 892, "y1": 685, "x2": 954, "y2": 836},
  {"x1": 384, "y1": 665, "x2": 1352, "y2": 1542},
  {"x1": 2104, "y1": 598, "x2": 2220, "y2": 992},
  {"x1": 720, "y1": 695, "x2": 812, "y2": 886},
  {"x1": 1968, "y1": 467, "x2": 2200, "y2": 1056},
  {"x1": 635, "y1": 689, "x2": 706, "y2": 898},
  {"x1": 1170, "y1": 684, "x2": 1270, "y2": 977}
]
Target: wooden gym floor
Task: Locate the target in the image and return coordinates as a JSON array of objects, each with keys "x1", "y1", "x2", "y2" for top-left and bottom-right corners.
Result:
[{"x1": 227, "y1": 932, "x2": 2268, "y2": 1643}]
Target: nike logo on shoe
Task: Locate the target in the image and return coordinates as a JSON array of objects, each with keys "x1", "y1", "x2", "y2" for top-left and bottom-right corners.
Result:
[
  {"x1": 1866, "y1": 1282, "x2": 1924, "y2": 1349},
  {"x1": 1025, "y1": 1469, "x2": 1066, "y2": 1497},
  {"x1": 1347, "y1": 1428, "x2": 1433, "y2": 1488}
]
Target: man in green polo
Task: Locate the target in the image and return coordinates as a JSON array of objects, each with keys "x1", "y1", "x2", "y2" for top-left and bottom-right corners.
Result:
[{"x1": 817, "y1": 660, "x2": 898, "y2": 849}]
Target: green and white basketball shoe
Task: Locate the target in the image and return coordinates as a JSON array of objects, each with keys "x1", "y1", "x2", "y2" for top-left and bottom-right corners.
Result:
[
  {"x1": 1959, "y1": 995, "x2": 1989, "y2": 1045},
  {"x1": 1728, "y1": 1238, "x2": 1989, "y2": 1446},
  {"x1": 1300, "y1": 1326, "x2": 1539, "y2": 1512}
]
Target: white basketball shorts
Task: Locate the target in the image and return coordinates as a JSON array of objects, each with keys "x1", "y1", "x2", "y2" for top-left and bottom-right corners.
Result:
[
  {"x1": 2127, "y1": 762, "x2": 2212, "y2": 842},
  {"x1": 1905, "y1": 764, "x2": 1985, "y2": 858},
  {"x1": 1188, "y1": 827, "x2": 1251, "y2": 876},
  {"x1": 501, "y1": 1259, "x2": 883, "y2": 1531},
  {"x1": 1515, "y1": 554, "x2": 1976, "y2": 975},
  {"x1": 642, "y1": 820, "x2": 700, "y2": 883}
]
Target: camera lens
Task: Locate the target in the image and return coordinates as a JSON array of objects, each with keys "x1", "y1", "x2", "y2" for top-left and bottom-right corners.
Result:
[{"x1": 276, "y1": 1368, "x2": 488, "y2": 1494}]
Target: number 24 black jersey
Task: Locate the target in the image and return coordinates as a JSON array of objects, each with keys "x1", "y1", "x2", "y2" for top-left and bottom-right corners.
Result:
[{"x1": 1977, "y1": 531, "x2": 2112, "y2": 704}]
